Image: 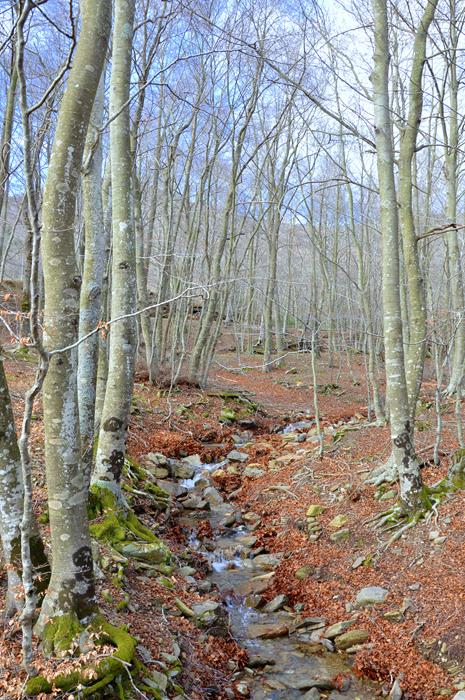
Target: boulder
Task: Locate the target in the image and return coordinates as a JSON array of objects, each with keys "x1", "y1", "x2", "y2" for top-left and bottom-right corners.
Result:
[
  {"x1": 172, "y1": 462, "x2": 196, "y2": 479},
  {"x1": 237, "y1": 572, "x2": 275, "y2": 595}
]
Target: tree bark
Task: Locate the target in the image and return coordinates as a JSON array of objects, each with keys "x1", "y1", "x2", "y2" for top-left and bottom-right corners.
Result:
[{"x1": 37, "y1": 0, "x2": 111, "y2": 630}]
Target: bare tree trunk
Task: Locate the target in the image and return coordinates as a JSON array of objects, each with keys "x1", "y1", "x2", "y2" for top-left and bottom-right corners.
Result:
[
  {"x1": 36, "y1": 0, "x2": 111, "y2": 634},
  {"x1": 371, "y1": 0, "x2": 426, "y2": 511},
  {"x1": 93, "y1": 0, "x2": 136, "y2": 500}
]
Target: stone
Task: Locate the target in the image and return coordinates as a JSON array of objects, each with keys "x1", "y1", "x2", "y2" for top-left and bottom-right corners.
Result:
[
  {"x1": 452, "y1": 694, "x2": 465, "y2": 700},
  {"x1": 253, "y1": 553, "x2": 284, "y2": 569},
  {"x1": 178, "y1": 566, "x2": 196, "y2": 578},
  {"x1": 328, "y1": 514, "x2": 348, "y2": 529},
  {"x1": 295, "y1": 565, "x2": 314, "y2": 580},
  {"x1": 244, "y1": 467, "x2": 265, "y2": 478},
  {"x1": 334, "y1": 628, "x2": 369, "y2": 650},
  {"x1": 183, "y1": 496, "x2": 208, "y2": 509},
  {"x1": 203, "y1": 486, "x2": 223, "y2": 506},
  {"x1": 172, "y1": 463, "x2": 196, "y2": 479},
  {"x1": 355, "y1": 586, "x2": 389, "y2": 607},
  {"x1": 220, "y1": 408, "x2": 238, "y2": 422},
  {"x1": 227, "y1": 449, "x2": 248, "y2": 462},
  {"x1": 247, "y1": 655, "x2": 275, "y2": 668},
  {"x1": 119, "y1": 540, "x2": 170, "y2": 564},
  {"x1": 152, "y1": 467, "x2": 170, "y2": 479},
  {"x1": 329, "y1": 528, "x2": 350, "y2": 542},
  {"x1": 302, "y1": 690, "x2": 320, "y2": 700},
  {"x1": 324, "y1": 619, "x2": 355, "y2": 639},
  {"x1": 389, "y1": 678, "x2": 403, "y2": 700},
  {"x1": 237, "y1": 572, "x2": 275, "y2": 595},
  {"x1": 182, "y1": 454, "x2": 203, "y2": 467},
  {"x1": 144, "y1": 670, "x2": 168, "y2": 693},
  {"x1": 145, "y1": 452, "x2": 169, "y2": 466},
  {"x1": 294, "y1": 617, "x2": 327, "y2": 631},
  {"x1": 352, "y1": 555, "x2": 365, "y2": 569},
  {"x1": 192, "y1": 600, "x2": 220, "y2": 619},
  {"x1": 247, "y1": 622, "x2": 289, "y2": 639},
  {"x1": 307, "y1": 504, "x2": 324, "y2": 517},
  {"x1": 379, "y1": 489, "x2": 397, "y2": 501},
  {"x1": 196, "y1": 580, "x2": 212, "y2": 593},
  {"x1": 263, "y1": 594, "x2": 288, "y2": 612}
]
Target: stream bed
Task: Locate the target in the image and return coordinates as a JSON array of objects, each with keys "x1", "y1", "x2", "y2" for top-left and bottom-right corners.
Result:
[{"x1": 177, "y1": 459, "x2": 381, "y2": 700}]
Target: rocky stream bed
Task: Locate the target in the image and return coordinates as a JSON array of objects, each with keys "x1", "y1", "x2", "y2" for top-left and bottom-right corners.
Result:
[{"x1": 157, "y1": 438, "x2": 389, "y2": 700}]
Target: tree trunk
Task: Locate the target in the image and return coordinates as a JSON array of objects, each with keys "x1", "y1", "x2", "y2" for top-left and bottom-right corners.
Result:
[
  {"x1": 37, "y1": 0, "x2": 111, "y2": 632},
  {"x1": 93, "y1": 0, "x2": 136, "y2": 500}
]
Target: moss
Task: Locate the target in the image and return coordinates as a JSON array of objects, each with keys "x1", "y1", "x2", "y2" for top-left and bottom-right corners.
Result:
[
  {"x1": 43, "y1": 612, "x2": 83, "y2": 656},
  {"x1": 38, "y1": 613, "x2": 138, "y2": 697},
  {"x1": 24, "y1": 675, "x2": 53, "y2": 695},
  {"x1": 90, "y1": 514, "x2": 127, "y2": 543}
]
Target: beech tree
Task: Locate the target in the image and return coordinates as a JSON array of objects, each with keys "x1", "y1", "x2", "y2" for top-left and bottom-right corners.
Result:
[{"x1": 37, "y1": 0, "x2": 111, "y2": 636}]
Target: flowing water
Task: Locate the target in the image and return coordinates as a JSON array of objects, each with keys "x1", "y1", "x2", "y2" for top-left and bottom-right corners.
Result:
[{"x1": 180, "y1": 461, "x2": 380, "y2": 699}]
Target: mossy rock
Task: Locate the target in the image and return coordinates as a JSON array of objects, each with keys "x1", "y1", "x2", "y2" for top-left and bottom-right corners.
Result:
[{"x1": 118, "y1": 540, "x2": 170, "y2": 564}]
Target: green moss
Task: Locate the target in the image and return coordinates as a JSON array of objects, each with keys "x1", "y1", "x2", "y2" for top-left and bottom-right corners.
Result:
[
  {"x1": 39, "y1": 613, "x2": 138, "y2": 697},
  {"x1": 90, "y1": 514, "x2": 127, "y2": 543},
  {"x1": 24, "y1": 675, "x2": 53, "y2": 695},
  {"x1": 43, "y1": 612, "x2": 83, "y2": 656}
]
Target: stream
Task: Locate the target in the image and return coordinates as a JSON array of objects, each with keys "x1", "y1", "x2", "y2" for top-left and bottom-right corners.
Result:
[{"x1": 177, "y1": 458, "x2": 381, "y2": 700}]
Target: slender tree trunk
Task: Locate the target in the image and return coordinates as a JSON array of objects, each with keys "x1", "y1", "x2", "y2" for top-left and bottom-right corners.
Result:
[
  {"x1": 93, "y1": 0, "x2": 136, "y2": 500},
  {"x1": 78, "y1": 74, "x2": 106, "y2": 483},
  {"x1": 371, "y1": 0, "x2": 425, "y2": 511}
]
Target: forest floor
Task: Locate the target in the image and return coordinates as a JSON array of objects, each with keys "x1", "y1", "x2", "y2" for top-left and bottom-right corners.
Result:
[{"x1": 1, "y1": 348, "x2": 465, "y2": 699}]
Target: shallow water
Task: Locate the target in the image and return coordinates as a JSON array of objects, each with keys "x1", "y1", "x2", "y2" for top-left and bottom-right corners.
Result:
[{"x1": 181, "y1": 462, "x2": 380, "y2": 699}]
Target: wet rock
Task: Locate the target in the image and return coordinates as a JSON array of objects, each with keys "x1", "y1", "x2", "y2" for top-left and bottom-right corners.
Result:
[
  {"x1": 237, "y1": 534, "x2": 257, "y2": 547},
  {"x1": 263, "y1": 594, "x2": 288, "y2": 612},
  {"x1": 334, "y1": 628, "x2": 370, "y2": 650},
  {"x1": 274, "y1": 672, "x2": 335, "y2": 690},
  {"x1": 183, "y1": 453, "x2": 203, "y2": 467},
  {"x1": 302, "y1": 690, "x2": 320, "y2": 700},
  {"x1": 324, "y1": 619, "x2": 355, "y2": 639},
  {"x1": 183, "y1": 495, "x2": 208, "y2": 510},
  {"x1": 203, "y1": 486, "x2": 223, "y2": 506},
  {"x1": 236, "y1": 681, "x2": 250, "y2": 696},
  {"x1": 247, "y1": 655, "x2": 276, "y2": 668},
  {"x1": 248, "y1": 622, "x2": 289, "y2": 639},
  {"x1": 227, "y1": 449, "x2": 248, "y2": 462},
  {"x1": 196, "y1": 579, "x2": 212, "y2": 593},
  {"x1": 328, "y1": 514, "x2": 348, "y2": 529},
  {"x1": 329, "y1": 528, "x2": 350, "y2": 542},
  {"x1": 244, "y1": 466, "x2": 265, "y2": 478},
  {"x1": 172, "y1": 462, "x2": 196, "y2": 479},
  {"x1": 355, "y1": 586, "x2": 389, "y2": 607},
  {"x1": 237, "y1": 571, "x2": 275, "y2": 595}
]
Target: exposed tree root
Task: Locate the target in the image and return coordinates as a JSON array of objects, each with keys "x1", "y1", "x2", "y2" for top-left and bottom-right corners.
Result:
[
  {"x1": 25, "y1": 613, "x2": 137, "y2": 697},
  {"x1": 365, "y1": 456, "x2": 398, "y2": 486},
  {"x1": 88, "y1": 483, "x2": 171, "y2": 567}
]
